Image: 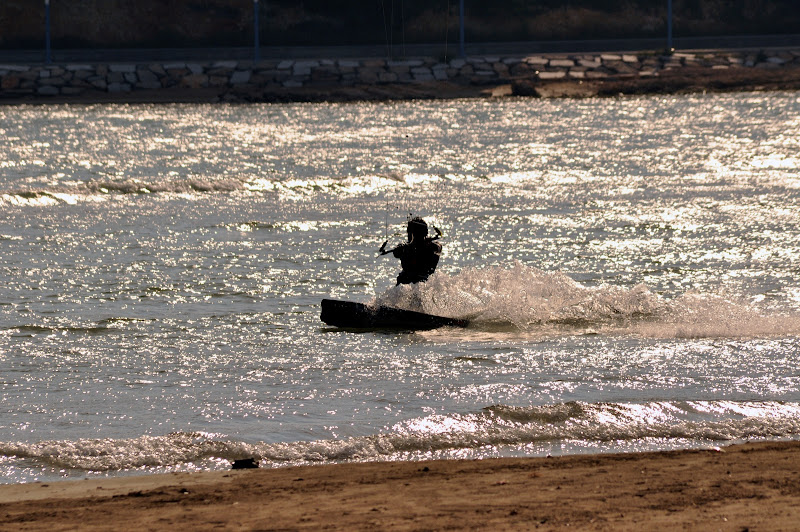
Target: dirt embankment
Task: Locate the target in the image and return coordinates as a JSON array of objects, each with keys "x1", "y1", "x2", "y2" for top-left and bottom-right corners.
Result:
[
  {"x1": 225, "y1": 65, "x2": 800, "y2": 102},
  {"x1": 515, "y1": 65, "x2": 800, "y2": 99}
]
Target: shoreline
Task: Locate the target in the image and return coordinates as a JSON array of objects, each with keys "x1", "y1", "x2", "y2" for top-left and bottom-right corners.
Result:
[
  {"x1": 2, "y1": 67, "x2": 800, "y2": 106},
  {"x1": 2, "y1": 48, "x2": 800, "y2": 105},
  {"x1": 2, "y1": 440, "x2": 800, "y2": 530}
]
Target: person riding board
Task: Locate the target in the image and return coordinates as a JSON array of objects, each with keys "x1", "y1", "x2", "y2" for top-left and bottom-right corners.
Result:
[{"x1": 379, "y1": 217, "x2": 442, "y2": 285}]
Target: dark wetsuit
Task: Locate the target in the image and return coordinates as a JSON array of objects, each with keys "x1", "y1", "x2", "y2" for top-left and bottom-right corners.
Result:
[{"x1": 392, "y1": 238, "x2": 442, "y2": 285}]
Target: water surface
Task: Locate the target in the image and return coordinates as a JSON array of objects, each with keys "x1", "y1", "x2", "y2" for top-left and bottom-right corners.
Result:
[{"x1": 1, "y1": 93, "x2": 799, "y2": 483}]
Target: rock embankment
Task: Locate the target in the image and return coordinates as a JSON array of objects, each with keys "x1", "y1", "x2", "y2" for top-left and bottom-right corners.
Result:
[{"x1": 2, "y1": 48, "x2": 800, "y2": 102}]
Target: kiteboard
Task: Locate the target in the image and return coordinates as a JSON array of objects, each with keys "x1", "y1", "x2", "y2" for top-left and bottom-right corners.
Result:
[{"x1": 320, "y1": 298, "x2": 469, "y2": 331}]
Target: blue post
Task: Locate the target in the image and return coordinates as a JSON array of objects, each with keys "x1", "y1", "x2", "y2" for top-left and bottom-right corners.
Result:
[
  {"x1": 667, "y1": 0, "x2": 673, "y2": 50},
  {"x1": 253, "y1": 0, "x2": 260, "y2": 63},
  {"x1": 45, "y1": 0, "x2": 51, "y2": 64},
  {"x1": 459, "y1": 0, "x2": 465, "y2": 57}
]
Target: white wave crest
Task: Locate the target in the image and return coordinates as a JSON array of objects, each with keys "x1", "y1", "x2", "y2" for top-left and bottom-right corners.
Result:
[{"x1": 3, "y1": 401, "x2": 800, "y2": 473}]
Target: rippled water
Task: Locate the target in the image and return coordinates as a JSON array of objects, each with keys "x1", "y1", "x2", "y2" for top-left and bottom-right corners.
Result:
[{"x1": 1, "y1": 93, "x2": 800, "y2": 483}]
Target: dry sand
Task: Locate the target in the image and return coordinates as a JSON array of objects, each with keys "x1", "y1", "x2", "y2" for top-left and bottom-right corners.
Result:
[{"x1": 2, "y1": 440, "x2": 800, "y2": 531}]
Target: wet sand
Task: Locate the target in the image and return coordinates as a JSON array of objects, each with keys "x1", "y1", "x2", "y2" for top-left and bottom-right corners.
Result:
[{"x1": 2, "y1": 440, "x2": 799, "y2": 531}]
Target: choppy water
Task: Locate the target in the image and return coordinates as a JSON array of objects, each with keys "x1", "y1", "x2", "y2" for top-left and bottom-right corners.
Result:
[{"x1": 1, "y1": 93, "x2": 800, "y2": 484}]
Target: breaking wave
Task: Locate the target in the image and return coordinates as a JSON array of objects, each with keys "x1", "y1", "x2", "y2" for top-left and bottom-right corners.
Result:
[
  {"x1": 0, "y1": 178, "x2": 247, "y2": 206},
  {"x1": 372, "y1": 262, "x2": 800, "y2": 338},
  {"x1": 0, "y1": 173, "x2": 422, "y2": 207},
  {"x1": 2, "y1": 400, "x2": 799, "y2": 476}
]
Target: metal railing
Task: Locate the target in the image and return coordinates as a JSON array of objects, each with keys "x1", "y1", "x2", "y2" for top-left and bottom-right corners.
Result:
[{"x1": 23, "y1": 1, "x2": 800, "y2": 66}]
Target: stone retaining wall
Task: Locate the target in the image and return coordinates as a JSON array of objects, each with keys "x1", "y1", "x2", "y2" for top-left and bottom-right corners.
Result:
[{"x1": 2, "y1": 49, "x2": 799, "y2": 100}]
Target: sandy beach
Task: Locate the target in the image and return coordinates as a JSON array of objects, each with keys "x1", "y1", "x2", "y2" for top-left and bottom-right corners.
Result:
[{"x1": 1, "y1": 440, "x2": 799, "y2": 530}]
